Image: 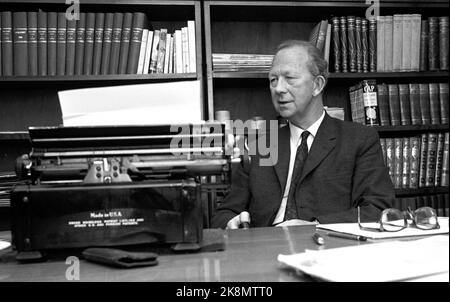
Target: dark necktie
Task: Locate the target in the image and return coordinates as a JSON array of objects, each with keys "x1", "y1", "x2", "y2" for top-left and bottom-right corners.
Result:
[{"x1": 284, "y1": 130, "x2": 310, "y2": 221}]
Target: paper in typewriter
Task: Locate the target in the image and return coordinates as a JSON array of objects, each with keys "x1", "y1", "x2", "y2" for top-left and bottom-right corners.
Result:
[
  {"x1": 277, "y1": 235, "x2": 449, "y2": 282},
  {"x1": 58, "y1": 80, "x2": 202, "y2": 126}
]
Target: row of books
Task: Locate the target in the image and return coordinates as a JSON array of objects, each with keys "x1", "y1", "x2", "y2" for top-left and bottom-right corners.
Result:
[
  {"x1": 0, "y1": 11, "x2": 196, "y2": 76},
  {"x1": 393, "y1": 194, "x2": 449, "y2": 217},
  {"x1": 349, "y1": 80, "x2": 449, "y2": 126},
  {"x1": 379, "y1": 132, "x2": 449, "y2": 189},
  {"x1": 212, "y1": 53, "x2": 274, "y2": 72},
  {"x1": 329, "y1": 15, "x2": 449, "y2": 73}
]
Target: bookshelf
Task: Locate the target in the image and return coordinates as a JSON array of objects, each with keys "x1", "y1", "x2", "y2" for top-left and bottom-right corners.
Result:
[{"x1": 202, "y1": 0, "x2": 449, "y2": 208}]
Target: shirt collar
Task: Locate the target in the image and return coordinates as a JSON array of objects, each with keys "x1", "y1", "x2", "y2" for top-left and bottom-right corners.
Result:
[{"x1": 289, "y1": 110, "x2": 326, "y2": 145}]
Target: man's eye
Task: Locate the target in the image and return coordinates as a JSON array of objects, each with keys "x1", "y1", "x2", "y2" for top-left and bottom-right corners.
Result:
[{"x1": 270, "y1": 78, "x2": 278, "y2": 86}]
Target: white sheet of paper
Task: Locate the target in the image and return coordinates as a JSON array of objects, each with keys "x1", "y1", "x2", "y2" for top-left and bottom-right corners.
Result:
[
  {"x1": 58, "y1": 80, "x2": 202, "y2": 126},
  {"x1": 278, "y1": 235, "x2": 449, "y2": 282},
  {"x1": 317, "y1": 217, "x2": 449, "y2": 240},
  {"x1": 0, "y1": 240, "x2": 11, "y2": 250}
]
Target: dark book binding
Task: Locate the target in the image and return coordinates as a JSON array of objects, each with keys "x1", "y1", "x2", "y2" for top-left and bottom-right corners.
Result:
[
  {"x1": 387, "y1": 84, "x2": 401, "y2": 126},
  {"x1": 439, "y1": 16, "x2": 449, "y2": 71},
  {"x1": 418, "y1": 133, "x2": 428, "y2": 188},
  {"x1": 418, "y1": 83, "x2": 431, "y2": 125},
  {"x1": 385, "y1": 138, "x2": 395, "y2": 185},
  {"x1": 126, "y1": 12, "x2": 146, "y2": 74},
  {"x1": 428, "y1": 17, "x2": 439, "y2": 71},
  {"x1": 108, "y1": 12, "x2": 123, "y2": 74},
  {"x1": 56, "y1": 12, "x2": 66, "y2": 76},
  {"x1": 409, "y1": 136, "x2": 421, "y2": 189},
  {"x1": 347, "y1": 16, "x2": 356, "y2": 73},
  {"x1": 27, "y1": 12, "x2": 38, "y2": 76},
  {"x1": 118, "y1": 12, "x2": 133, "y2": 74},
  {"x1": 368, "y1": 18, "x2": 376, "y2": 72},
  {"x1": 1, "y1": 12, "x2": 13, "y2": 76},
  {"x1": 92, "y1": 13, "x2": 105, "y2": 75},
  {"x1": 37, "y1": 11, "x2": 47, "y2": 76},
  {"x1": 398, "y1": 84, "x2": 411, "y2": 125},
  {"x1": 439, "y1": 83, "x2": 449, "y2": 124},
  {"x1": 428, "y1": 83, "x2": 441, "y2": 125},
  {"x1": 13, "y1": 12, "x2": 28, "y2": 76},
  {"x1": 83, "y1": 12, "x2": 95, "y2": 75},
  {"x1": 65, "y1": 19, "x2": 76, "y2": 76},
  {"x1": 0, "y1": 13, "x2": 2, "y2": 76},
  {"x1": 361, "y1": 18, "x2": 369, "y2": 73},
  {"x1": 380, "y1": 138, "x2": 387, "y2": 165},
  {"x1": 355, "y1": 17, "x2": 363, "y2": 73},
  {"x1": 394, "y1": 137, "x2": 403, "y2": 189},
  {"x1": 419, "y1": 20, "x2": 429, "y2": 71},
  {"x1": 441, "y1": 132, "x2": 449, "y2": 187},
  {"x1": 409, "y1": 83, "x2": 422, "y2": 125},
  {"x1": 401, "y1": 137, "x2": 411, "y2": 188},
  {"x1": 100, "y1": 13, "x2": 114, "y2": 75},
  {"x1": 425, "y1": 133, "x2": 438, "y2": 187},
  {"x1": 376, "y1": 83, "x2": 390, "y2": 126},
  {"x1": 74, "y1": 13, "x2": 85, "y2": 75},
  {"x1": 47, "y1": 12, "x2": 57, "y2": 76},
  {"x1": 331, "y1": 17, "x2": 340, "y2": 72},
  {"x1": 339, "y1": 16, "x2": 348, "y2": 73},
  {"x1": 435, "y1": 132, "x2": 445, "y2": 187}
]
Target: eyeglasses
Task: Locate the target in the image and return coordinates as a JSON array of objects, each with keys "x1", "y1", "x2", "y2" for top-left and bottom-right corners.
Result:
[{"x1": 357, "y1": 206, "x2": 440, "y2": 232}]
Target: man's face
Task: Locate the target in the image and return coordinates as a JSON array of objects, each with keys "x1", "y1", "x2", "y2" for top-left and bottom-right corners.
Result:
[{"x1": 268, "y1": 46, "x2": 317, "y2": 122}]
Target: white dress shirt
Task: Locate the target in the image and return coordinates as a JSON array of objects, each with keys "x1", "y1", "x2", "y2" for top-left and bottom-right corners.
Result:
[{"x1": 272, "y1": 110, "x2": 326, "y2": 225}]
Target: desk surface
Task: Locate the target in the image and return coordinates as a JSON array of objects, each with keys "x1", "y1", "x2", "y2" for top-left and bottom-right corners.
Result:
[{"x1": 0, "y1": 226, "x2": 446, "y2": 282}]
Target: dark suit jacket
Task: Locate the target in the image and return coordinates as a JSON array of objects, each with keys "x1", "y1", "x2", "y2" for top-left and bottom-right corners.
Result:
[{"x1": 211, "y1": 113, "x2": 395, "y2": 228}]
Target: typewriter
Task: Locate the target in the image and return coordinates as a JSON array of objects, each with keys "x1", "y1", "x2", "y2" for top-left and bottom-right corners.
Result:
[{"x1": 11, "y1": 123, "x2": 231, "y2": 260}]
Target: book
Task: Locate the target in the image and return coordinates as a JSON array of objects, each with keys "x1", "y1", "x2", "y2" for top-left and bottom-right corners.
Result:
[
  {"x1": 126, "y1": 12, "x2": 146, "y2": 74},
  {"x1": 156, "y1": 28, "x2": 167, "y2": 74},
  {"x1": 439, "y1": 83, "x2": 449, "y2": 124},
  {"x1": 27, "y1": 12, "x2": 38, "y2": 76},
  {"x1": 428, "y1": 83, "x2": 441, "y2": 125},
  {"x1": 394, "y1": 137, "x2": 403, "y2": 188},
  {"x1": 108, "y1": 12, "x2": 123, "y2": 75},
  {"x1": 148, "y1": 29, "x2": 160, "y2": 73},
  {"x1": 418, "y1": 133, "x2": 428, "y2": 188},
  {"x1": 331, "y1": 17, "x2": 340, "y2": 72},
  {"x1": 355, "y1": 17, "x2": 362, "y2": 73},
  {"x1": 142, "y1": 30, "x2": 153, "y2": 75},
  {"x1": 379, "y1": 138, "x2": 386, "y2": 165},
  {"x1": 392, "y1": 14, "x2": 403, "y2": 72},
  {"x1": 401, "y1": 14, "x2": 412, "y2": 72},
  {"x1": 187, "y1": 20, "x2": 196, "y2": 73},
  {"x1": 56, "y1": 12, "x2": 66, "y2": 76},
  {"x1": 384, "y1": 15, "x2": 393, "y2": 72},
  {"x1": 439, "y1": 17, "x2": 449, "y2": 70},
  {"x1": 136, "y1": 28, "x2": 149, "y2": 74},
  {"x1": 361, "y1": 79, "x2": 379, "y2": 125},
  {"x1": 409, "y1": 136, "x2": 421, "y2": 189},
  {"x1": 174, "y1": 29, "x2": 182, "y2": 73},
  {"x1": 1, "y1": 12, "x2": 13, "y2": 76},
  {"x1": 441, "y1": 132, "x2": 449, "y2": 187},
  {"x1": 410, "y1": 14, "x2": 422, "y2": 72},
  {"x1": 117, "y1": 12, "x2": 133, "y2": 74},
  {"x1": 74, "y1": 12, "x2": 85, "y2": 75},
  {"x1": 47, "y1": 12, "x2": 57, "y2": 76},
  {"x1": 435, "y1": 132, "x2": 445, "y2": 187},
  {"x1": 308, "y1": 20, "x2": 321, "y2": 47},
  {"x1": 361, "y1": 18, "x2": 369, "y2": 73},
  {"x1": 368, "y1": 18, "x2": 376, "y2": 72},
  {"x1": 37, "y1": 11, "x2": 47, "y2": 76},
  {"x1": 65, "y1": 19, "x2": 76, "y2": 76},
  {"x1": 340, "y1": 16, "x2": 348, "y2": 73},
  {"x1": 13, "y1": 11, "x2": 28, "y2": 76},
  {"x1": 419, "y1": 19, "x2": 429, "y2": 71},
  {"x1": 418, "y1": 83, "x2": 431, "y2": 124},
  {"x1": 398, "y1": 84, "x2": 411, "y2": 125},
  {"x1": 409, "y1": 83, "x2": 422, "y2": 125},
  {"x1": 92, "y1": 13, "x2": 105, "y2": 75},
  {"x1": 401, "y1": 137, "x2": 411, "y2": 188},
  {"x1": 83, "y1": 12, "x2": 95, "y2": 75},
  {"x1": 376, "y1": 16, "x2": 384, "y2": 72},
  {"x1": 425, "y1": 133, "x2": 438, "y2": 187},
  {"x1": 385, "y1": 138, "x2": 395, "y2": 185},
  {"x1": 100, "y1": 13, "x2": 114, "y2": 75},
  {"x1": 428, "y1": 17, "x2": 439, "y2": 71},
  {"x1": 376, "y1": 83, "x2": 390, "y2": 126},
  {"x1": 387, "y1": 84, "x2": 401, "y2": 126},
  {"x1": 0, "y1": 13, "x2": 2, "y2": 76},
  {"x1": 347, "y1": 16, "x2": 356, "y2": 72},
  {"x1": 164, "y1": 33, "x2": 172, "y2": 74},
  {"x1": 181, "y1": 26, "x2": 189, "y2": 73},
  {"x1": 167, "y1": 33, "x2": 174, "y2": 73}
]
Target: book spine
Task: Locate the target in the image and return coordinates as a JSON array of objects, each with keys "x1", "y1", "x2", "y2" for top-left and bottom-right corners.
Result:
[
  {"x1": 361, "y1": 18, "x2": 369, "y2": 73},
  {"x1": 398, "y1": 84, "x2": 411, "y2": 125},
  {"x1": 385, "y1": 138, "x2": 395, "y2": 185},
  {"x1": 380, "y1": 138, "x2": 387, "y2": 165},
  {"x1": 419, "y1": 133, "x2": 428, "y2": 188},
  {"x1": 56, "y1": 12, "x2": 66, "y2": 76},
  {"x1": 142, "y1": 30, "x2": 153, "y2": 75},
  {"x1": 392, "y1": 14, "x2": 403, "y2": 72},
  {"x1": 340, "y1": 16, "x2": 348, "y2": 73},
  {"x1": 167, "y1": 34, "x2": 174, "y2": 73},
  {"x1": 361, "y1": 79, "x2": 379, "y2": 125},
  {"x1": 439, "y1": 16, "x2": 449, "y2": 70},
  {"x1": 409, "y1": 136, "x2": 421, "y2": 189},
  {"x1": 37, "y1": 11, "x2": 47, "y2": 76},
  {"x1": 126, "y1": 12, "x2": 146, "y2": 74},
  {"x1": 376, "y1": 16, "x2": 384, "y2": 72},
  {"x1": 347, "y1": 16, "x2": 356, "y2": 72},
  {"x1": 401, "y1": 14, "x2": 412, "y2": 72},
  {"x1": 435, "y1": 132, "x2": 445, "y2": 187},
  {"x1": 409, "y1": 83, "x2": 422, "y2": 125},
  {"x1": 387, "y1": 84, "x2": 401, "y2": 126},
  {"x1": 439, "y1": 83, "x2": 449, "y2": 124},
  {"x1": 428, "y1": 17, "x2": 439, "y2": 71},
  {"x1": 384, "y1": 15, "x2": 393, "y2": 72},
  {"x1": 100, "y1": 13, "x2": 113, "y2": 75},
  {"x1": 419, "y1": 20, "x2": 429, "y2": 71},
  {"x1": 401, "y1": 137, "x2": 411, "y2": 188},
  {"x1": 349, "y1": 84, "x2": 358, "y2": 122},
  {"x1": 425, "y1": 133, "x2": 438, "y2": 187},
  {"x1": 92, "y1": 13, "x2": 105, "y2": 76},
  {"x1": 419, "y1": 83, "x2": 432, "y2": 124},
  {"x1": 428, "y1": 83, "x2": 441, "y2": 125},
  {"x1": 65, "y1": 19, "x2": 76, "y2": 76},
  {"x1": 1, "y1": 12, "x2": 13, "y2": 76},
  {"x1": 13, "y1": 12, "x2": 28, "y2": 76},
  {"x1": 117, "y1": 12, "x2": 132, "y2": 74},
  {"x1": 83, "y1": 12, "x2": 95, "y2": 75},
  {"x1": 136, "y1": 28, "x2": 148, "y2": 74},
  {"x1": 108, "y1": 12, "x2": 123, "y2": 75},
  {"x1": 187, "y1": 20, "x2": 196, "y2": 73},
  {"x1": 164, "y1": 33, "x2": 171, "y2": 74},
  {"x1": 441, "y1": 132, "x2": 449, "y2": 187},
  {"x1": 410, "y1": 14, "x2": 421, "y2": 72},
  {"x1": 174, "y1": 29, "x2": 182, "y2": 73},
  {"x1": 368, "y1": 18, "x2": 377, "y2": 72},
  {"x1": 355, "y1": 17, "x2": 362, "y2": 73},
  {"x1": 149, "y1": 29, "x2": 160, "y2": 74},
  {"x1": 27, "y1": 12, "x2": 38, "y2": 76},
  {"x1": 47, "y1": 12, "x2": 57, "y2": 76},
  {"x1": 394, "y1": 137, "x2": 403, "y2": 188},
  {"x1": 376, "y1": 83, "x2": 390, "y2": 126},
  {"x1": 156, "y1": 28, "x2": 167, "y2": 74},
  {"x1": 181, "y1": 26, "x2": 189, "y2": 73},
  {"x1": 1, "y1": 13, "x2": 2, "y2": 76},
  {"x1": 331, "y1": 17, "x2": 340, "y2": 73},
  {"x1": 74, "y1": 13, "x2": 85, "y2": 75}
]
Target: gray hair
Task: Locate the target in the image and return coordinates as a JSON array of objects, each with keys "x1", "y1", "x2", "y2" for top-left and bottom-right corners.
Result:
[{"x1": 275, "y1": 40, "x2": 329, "y2": 84}]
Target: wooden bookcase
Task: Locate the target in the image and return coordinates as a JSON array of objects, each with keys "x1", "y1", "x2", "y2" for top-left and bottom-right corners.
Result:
[{"x1": 202, "y1": 0, "x2": 449, "y2": 204}]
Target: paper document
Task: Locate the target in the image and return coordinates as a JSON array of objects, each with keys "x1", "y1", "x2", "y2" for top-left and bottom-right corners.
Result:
[
  {"x1": 0, "y1": 240, "x2": 11, "y2": 250},
  {"x1": 317, "y1": 217, "x2": 448, "y2": 240},
  {"x1": 58, "y1": 80, "x2": 202, "y2": 126},
  {"x1": 278, "y1": 235, "x2": 449, "y2": 282}
]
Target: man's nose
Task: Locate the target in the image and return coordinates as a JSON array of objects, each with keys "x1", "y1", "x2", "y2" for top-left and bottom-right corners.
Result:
[{"x1": 273, "y1": 77, "x2": 288, "y2": 93}]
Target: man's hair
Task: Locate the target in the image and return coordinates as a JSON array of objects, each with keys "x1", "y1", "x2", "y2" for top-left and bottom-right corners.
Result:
[{"x1": 275, "y1": 40, "x2": 329, "y2": 84}]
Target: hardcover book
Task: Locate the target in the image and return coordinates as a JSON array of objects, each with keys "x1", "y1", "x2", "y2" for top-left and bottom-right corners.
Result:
[
  {"x1": 83, "y1": 12, "x2": 95, "y2": 75},
  {"x1": 340, "y1": 16, "x2": 348, "y2": 73},
  {"x1": 92, "y1": 13, "x2": 105, "y2": 75},
  {"x1": 401, "y1": 137, "x2": 411, "y2": 188},
  {"x1": 410, "y1": 14, "x2": 422, "y2": 72},
  {"x1": 355, "y1": 17, "x2": 362, "y2": 73},
  {"x1": 418, "y1": 133, "x2": 429, "y2": 188},
  {"x1": 394, "y1": 137, "x2": 403, "y2": 188},
  {"x1": 435, "y1": 133, "x2": 445, "y2": 187},
  {"x1": 56, "y1": 12, "x2": 66, "y2": 76},
  {"x1": 27, "y1": 12, "x2": 38, "y2": 76},
  {"x1": 100, "y1": 13, "x2": 114, "y2": 75},
  {"x1": 65, "y1": 19, "x2": 76, "y2": 76},
  {"x1": 438, "y1": 83, "x2": 449, "y2": 124},
  {"x1": 409, "y1": 136, "x2": 421, "y2": 189},
  {"x1": 419, "y1": 20, "x2": 429, "y2": 71},
  {"x1": 418, "y1": 83, "x2": 432, "y2": 124},
  {"x1": 368, "y1": 18, "x2": 377, "y2": 72},
  {"x1": 74, "y1": 13, "x2": 85, "y2": 75},
  {"x1": 387, "y1": 84, "x2": 401, "y2": 126},
  {"x1": 401, "y1": 14, "x2": 412, "y2": 72},
  {"x1": 428, "y1": 83, "x2": 441, "y2": 125},
  {"x1": 441, "y1": 132, "x2": 449, "y2": 187},
  {"x1": 117, "y1": 12, "x2": 133, "y2": 74},
  {"x1": 47, "y1": 12, "x2": 57, "y2": 76},
  {"x1": 425, "y1": 133, "x2": 438, "y2": 187},
  {"x1": 376, "y1": 16, "x2": 384, "y2": 72},
  {"x1": 384, "y1": 15, "x2": 393, "y2": 72},
  {"x1": 108, "y1": 12, "x2": 123, "y2": 75},
  {"x1": 37, "y1": 11, "x2": 47, "y2": 76},
  {"x1": 361, "y1": 18, "x2": 369, "y2": 73},
  {"x1": 126, "y1": 12, "x2": 146, "y2": 74},
  {"x1": 376, "y1": 83, "x2": 390, "y2": 126},
  {"x1": 398, "y1": 84, "x2": 411, "y2": 125},
  {"x1": 409, "y1": 83, "x2": 422, "y2": 125},
  {"x1": 392, "y1": 14, "x2": 403, "y2": 72},
  {"x1": 13, "y1": 11, "x2": 28, "y2": 76},
  {"x1": 428, "y1": 17, "x2": 439, "y2": 71},
  {"x1": 331, "y1": 17, "x2": 340, "y2": 72},
  {"x1": 347, "y1": 16, "x2": 356, "y2": 72},
  {"x1": 1, "y1": 11, "x2": 13, "y2": 76},
  {"x1": 439, "y1": 16, "x2": 449, "y2": 70}
]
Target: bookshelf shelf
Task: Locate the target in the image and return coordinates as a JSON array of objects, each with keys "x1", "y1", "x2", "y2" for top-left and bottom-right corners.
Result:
[{"x1": 395, "y1": 187, "x2": 449, "y2": 197}]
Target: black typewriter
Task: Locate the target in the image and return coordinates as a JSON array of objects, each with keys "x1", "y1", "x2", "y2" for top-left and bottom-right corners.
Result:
[{"x1": 10, "y1": 123, "x2": 232, "y2": 260}]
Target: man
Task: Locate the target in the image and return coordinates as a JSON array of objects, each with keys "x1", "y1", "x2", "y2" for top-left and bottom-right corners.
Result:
[{"x1": 211, "y1": 40, "x2": 395, "y2": 229}]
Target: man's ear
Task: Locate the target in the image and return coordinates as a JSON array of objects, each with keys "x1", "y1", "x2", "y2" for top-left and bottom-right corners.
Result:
[{"x1": 312, "y1": 76, "x2": 326, "y2": 97}]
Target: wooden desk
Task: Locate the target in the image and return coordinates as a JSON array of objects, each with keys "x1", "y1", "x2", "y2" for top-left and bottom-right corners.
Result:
[{"x1": 0, "y1": 225, "x2": 368, "y2": 282}]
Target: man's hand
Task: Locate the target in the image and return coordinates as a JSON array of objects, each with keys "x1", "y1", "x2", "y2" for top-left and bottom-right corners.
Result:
[
  {"x1": 226, "y1": 211, "x2": 251, "y2": 229},
  {"x1": 275, "y1": 219, "x2": 319, "y2": 227}
]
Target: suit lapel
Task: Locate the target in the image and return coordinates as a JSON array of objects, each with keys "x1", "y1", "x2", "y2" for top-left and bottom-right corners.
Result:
[
  {"x1": 299, "y1": 114, "x2": 337, "y2": 184},
  {"x1": 273, "y1": 125, "x2": 291, "y2": 193}
]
